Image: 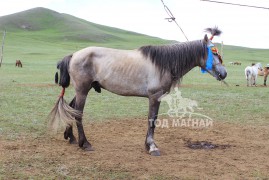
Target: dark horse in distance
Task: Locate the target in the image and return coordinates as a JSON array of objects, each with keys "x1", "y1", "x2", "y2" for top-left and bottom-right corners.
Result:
[
  {"x1": 49, "y1": 27, "x2": 227, "y2": 156},
  {"x1": 15, "y1": 60, "x2": 22, "y2": 67}
]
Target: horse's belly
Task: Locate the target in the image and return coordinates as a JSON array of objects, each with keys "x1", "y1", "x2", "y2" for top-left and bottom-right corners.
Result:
[{"x1": 97, "y1": 72, "x2": 149, "y2": 97}]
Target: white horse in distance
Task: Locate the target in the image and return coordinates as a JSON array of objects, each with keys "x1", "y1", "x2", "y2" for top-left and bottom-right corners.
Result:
[{"x1": 245, "y1": 63, "x2": 263, "y2": 86}]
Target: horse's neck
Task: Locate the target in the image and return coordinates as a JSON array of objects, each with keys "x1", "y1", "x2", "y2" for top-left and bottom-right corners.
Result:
[{"x1": 180, "y1": 62, "x2": 198, "y2": 77}]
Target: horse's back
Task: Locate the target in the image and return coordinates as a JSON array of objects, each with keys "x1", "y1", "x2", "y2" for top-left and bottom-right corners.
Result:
[
  {"x1": 70, "y1": 46, "x2": 150, "y2": 75},
  {"x1": 68, "y1": 46, "x2": 167, "y2": 97}
]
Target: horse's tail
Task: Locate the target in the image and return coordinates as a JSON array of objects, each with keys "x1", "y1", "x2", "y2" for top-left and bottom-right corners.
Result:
[
  {"x1": 48, "y1": 55, "x2": 82, "y2": 132},
  {"x1": 245, "y1": 68, "x2": 251, "y2": 80},
  {"x1": 57, "y1": 55, "x2": 72, "y2": 88},
  {"x1": 55, "y1": 72, "x2": 59, "y2": 84}
]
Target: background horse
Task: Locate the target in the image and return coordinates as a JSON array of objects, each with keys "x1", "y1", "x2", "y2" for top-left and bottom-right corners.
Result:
[
  {"x1": 48, "y1": 30, "x2": 227, "y2": 156},
  {"x1": 244, "y1": 63, "x2": 262, "y2": 86},
  {"x1": 229, "y1": 61, "x2": 241, "y2": 65},
  {"x1": 263, "y1": 65, "x2": 269, "y2": 86},
  {"x1": 15, "y1": 60, "x2": 22, "y2": 67}
]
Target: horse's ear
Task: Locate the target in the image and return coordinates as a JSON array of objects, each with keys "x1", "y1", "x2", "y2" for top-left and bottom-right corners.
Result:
[{"x1": 203, "y1": 34, "x2": 209, "y2": 43}]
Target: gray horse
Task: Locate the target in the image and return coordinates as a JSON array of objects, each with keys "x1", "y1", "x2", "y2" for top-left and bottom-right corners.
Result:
[{"x1": 48, "y1": 28, "x2": 227, "y2": 156}]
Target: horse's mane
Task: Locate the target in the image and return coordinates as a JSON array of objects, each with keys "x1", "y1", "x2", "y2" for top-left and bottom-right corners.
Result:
[{"x1": 139, "y1": 40, "x2": 207, "y2": 81}]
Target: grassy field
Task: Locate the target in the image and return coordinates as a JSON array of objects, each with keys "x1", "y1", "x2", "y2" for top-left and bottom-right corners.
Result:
[
  {"x1": 0, "y1": 7, "x2": 269, "y2": 179},
  {"x1": 1, "y1": 42, "x2": 268, "y2": 136}
]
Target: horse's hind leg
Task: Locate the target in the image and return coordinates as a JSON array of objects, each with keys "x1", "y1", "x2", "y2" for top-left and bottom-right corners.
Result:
[
  {"x1": 64, "y1": 126, "x2": 77, "y2": 144},
  {"x1": 253, "y1": 77, "x2": 257, "y2": 86},
  {"x1": 64, "y1": 97, "x2": 77, "y2": 144},
  {"x1": 75, "y1": 91, "x2": 93, "y2": 151}
]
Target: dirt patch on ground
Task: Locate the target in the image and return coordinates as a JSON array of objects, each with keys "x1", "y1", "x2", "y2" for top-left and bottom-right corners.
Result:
[{"x1": 1, "y1": 119, "x2": 269, "y2": 179}]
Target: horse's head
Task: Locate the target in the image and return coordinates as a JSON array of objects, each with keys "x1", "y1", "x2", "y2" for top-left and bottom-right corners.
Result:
[
  {"x1": 256, "y1": 63, "x2": 263, "y2": 71},
  {"x1": 201, "y1": 34, "x2": 227, "y2": 81}
]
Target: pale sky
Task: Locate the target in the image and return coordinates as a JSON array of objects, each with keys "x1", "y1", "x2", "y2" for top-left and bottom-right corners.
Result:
[{"x1": 0, "y1": 0, "x2": 269, "y2": 49}]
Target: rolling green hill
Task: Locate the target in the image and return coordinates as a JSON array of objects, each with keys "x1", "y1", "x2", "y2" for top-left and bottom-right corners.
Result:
[
  {"x1": 0, "y1": 7, "x2": 267, "y2": 65},
  {"x1": 0, "y1": 7, "x2": 171, "y2": 63},
  {"x1": 0, "y1": 7, "x2": 167, "y2": 44}
]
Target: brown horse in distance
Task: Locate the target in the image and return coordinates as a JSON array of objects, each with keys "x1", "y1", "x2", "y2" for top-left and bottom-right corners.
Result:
[
  {"x1": 15, "y1": 60, "x2": 22, "y2": 67},
  {"x1": 263, "y1": 67, "x2": 269, "y2": 86}
]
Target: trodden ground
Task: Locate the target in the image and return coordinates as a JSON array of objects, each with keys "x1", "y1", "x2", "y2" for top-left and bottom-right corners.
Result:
[{"x1": 1, "y1": 118, "x2": 269, "y2": 179}]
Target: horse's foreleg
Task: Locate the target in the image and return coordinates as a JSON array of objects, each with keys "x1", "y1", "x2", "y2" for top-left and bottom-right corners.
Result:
[
  {"x1": 75, "y1": 92, "x2": 93, "y2": 151},
  {"x1": 63, "y1": 97, "x2": 77, "y2": 144},
  {"x1": 145, "y1": 93, "x2": 162, "y2": 156},
  {"x1": 250, "y1": 76, "x2": 254, "y2": 86},
  {"x1": 264, "y1": 75, "x2": 267, "y2": 86}
]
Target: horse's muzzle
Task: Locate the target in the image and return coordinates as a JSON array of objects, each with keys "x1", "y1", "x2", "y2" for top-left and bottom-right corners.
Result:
[{"x1": 217, "y1": 71, "x2": 227, "y2": 81}]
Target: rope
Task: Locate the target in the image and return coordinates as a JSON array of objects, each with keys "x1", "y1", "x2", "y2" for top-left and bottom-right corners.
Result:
[
  {"x1": 59, "y1": 88, "x2": 65, "y2": 97},
  {"x1": 201, "y1": 0, "x2": 269, "y2": 10},
  {"x1": 160, "y1": 0, "x2": 189, "y2": 41}
]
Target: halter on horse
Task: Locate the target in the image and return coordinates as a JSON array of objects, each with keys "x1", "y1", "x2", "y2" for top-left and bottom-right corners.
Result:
[{"x1": 49, "y1": 27, "x2": 227, "y2": 156}]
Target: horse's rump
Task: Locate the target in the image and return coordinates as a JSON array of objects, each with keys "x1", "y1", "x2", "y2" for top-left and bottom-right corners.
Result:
[{"x1": 245, "y1": 66, "x2": 252, "y2": 79}]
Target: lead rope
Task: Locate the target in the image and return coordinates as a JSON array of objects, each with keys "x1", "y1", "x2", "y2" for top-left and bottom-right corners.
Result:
[
  {"x1": 205, "y1": 69, "x2": 229, "y2": 86},
  {"x1": 160, "y1": 0, "x2": 189, "y2": 41}
]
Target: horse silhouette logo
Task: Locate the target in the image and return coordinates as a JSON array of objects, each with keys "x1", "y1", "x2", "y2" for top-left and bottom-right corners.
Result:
[{"x1": 158, "y1": 87, "x2": 201, "y2": 118}]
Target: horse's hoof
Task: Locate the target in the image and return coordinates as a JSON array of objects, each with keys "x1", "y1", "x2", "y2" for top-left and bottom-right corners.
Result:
[
  {"x1": 69, "y1": 139, "x2": 77, "y2": 144},
  {"x1": 64, "y1": 132, "x2": 68, "y2": 140},
  {"x1": 80, "y1": 142, "x2": 94, "y2": 151},
  {"x1": 83, "y1": 146, "x2": 94, "y2": 151},
  {"x1": 150, "y1": 150, "x2": 161, "y2": 156}
]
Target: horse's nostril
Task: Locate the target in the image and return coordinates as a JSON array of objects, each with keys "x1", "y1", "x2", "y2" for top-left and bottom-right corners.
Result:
[{"x1": 220, "y1": 72, "x2": 227, "y2": 80}]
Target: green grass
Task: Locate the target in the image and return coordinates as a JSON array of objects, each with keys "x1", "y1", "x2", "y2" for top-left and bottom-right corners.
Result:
[
  {"x1": 1, "y1": 48, "x2": 269, "y2": 138},
  {"x1": 0, "y1": 25, "x2": 268, "y2": 139}
]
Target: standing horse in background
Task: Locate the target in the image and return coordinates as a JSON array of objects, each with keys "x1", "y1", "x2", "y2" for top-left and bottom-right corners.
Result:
[
  {"x1": 48, "y1": 28, "x2": 227, "y2": 156},
  {"x1": 15, "y1": 60, "x2": 22, "y2": 67},
  {"x1": 245, "y1": 63, "x2": 263, "y2": 86},
  {"x1": 263, "y1": 65, "x2": 269, "y2": 86}
]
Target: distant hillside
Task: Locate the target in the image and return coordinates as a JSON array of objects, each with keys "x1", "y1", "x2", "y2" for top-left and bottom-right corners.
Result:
[
  {"x1": 0, "y1": 7, "x2": 167, "y2": 43},
  {"x1": 0, "y1": 8, "x2": 63, "y2": 31},
  {"x1": 0, "y1": 7, "x2": 267, "y2": 65}
]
